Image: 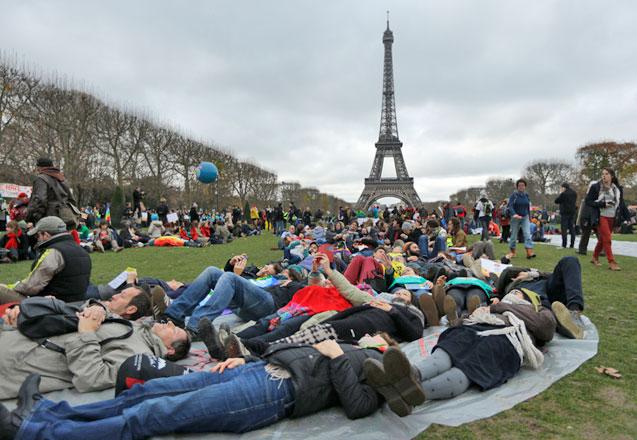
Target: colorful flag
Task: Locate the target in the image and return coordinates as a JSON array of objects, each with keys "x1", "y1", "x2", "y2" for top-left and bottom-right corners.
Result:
[{"x1": 105, "y1": 203, "x2": 111, "y2": 224}]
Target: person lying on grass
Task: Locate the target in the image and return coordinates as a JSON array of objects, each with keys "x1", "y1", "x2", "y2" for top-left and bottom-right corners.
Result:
[
  {"x1": 364, "y1": 289, "x2": 556, "y2": 416},
  {"x1": 1, "y1": 335, "x2": 395, "y2": 439},
  {"x1": 0, "y1": 302, "x2": 189, "y2": 399}
]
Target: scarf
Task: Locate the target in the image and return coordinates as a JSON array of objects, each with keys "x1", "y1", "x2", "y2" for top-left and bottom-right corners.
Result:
[{"x1": 464, "y1": 309, "x2": 544, "y2": 369}]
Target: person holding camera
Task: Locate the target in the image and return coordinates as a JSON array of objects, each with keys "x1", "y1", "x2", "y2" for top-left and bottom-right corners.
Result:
[{"x1": 585, "y1": 167, "x2": 623, "y2": 271}]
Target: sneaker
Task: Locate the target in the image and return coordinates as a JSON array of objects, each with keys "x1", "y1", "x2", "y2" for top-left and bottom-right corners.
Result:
[
  {"x1": 382, "y1": 347, "x2": 426, "y2": 407},
  {"x1": 198, "y1": 318, "x2": 226, "y2": 361},
  {"x1": 363, "y1": 358, "x2": 412, "y2": 417},
  {"x1": 444, "y1": 295, "x2": 459, "y2": 323},
  {"x1": 150, "y1": 286, "x2": 169, "y2": 321},
  {"x1": 552, "y1": 301, "x2": 584, "y2": 339},
  {"x1": 418, "y1": 294, "x2": 439, "y2": 327}
]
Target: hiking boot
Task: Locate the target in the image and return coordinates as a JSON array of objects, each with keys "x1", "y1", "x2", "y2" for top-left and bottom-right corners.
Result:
[
  {"x1": 150, "y1": 286, "x2": 169, "y2": 321},
  {"x1": 609, "y1": 261, "x2": 621, "y2": 271},
  {"x1": 443, "y1": 295, "x2": 459, "y2": 323},
  {"x1": 198, "y1": 318, "x2": 226, "y2": 361},
  {"x1": 223, "y1": 333, "x2": 250, "y2": 358},
  {"x1": 418, "y1": 294, "x2": 439, "y2": 327},
  {"x1": 382, "y1": 347, "x2": 426, "y2": 407},
  {"x1": 552, "y1": 302, "x2": 584, "y2": 339},
  {"x1": 218, "y1": 322, "x2": 232, "y2": 344},
  {"x1": 467, "y1": 295, "x2": 481, "y2": 315},
  {"x1": 363, "y1": 358, "x2": 412, "y2": 417}
]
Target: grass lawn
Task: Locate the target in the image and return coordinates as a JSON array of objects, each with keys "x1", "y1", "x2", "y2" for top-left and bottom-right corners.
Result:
[
  {"x1": 613, "y1": 233, "x2": 637, "y2": 243},
  {"x1": 1, "y1": 234, "x2": 635, "y2": 439}
]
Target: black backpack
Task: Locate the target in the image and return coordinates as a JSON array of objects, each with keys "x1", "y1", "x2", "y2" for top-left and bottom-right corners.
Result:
[{"x1": 17, "y1": 297, "x2": 133, "y2": 354}]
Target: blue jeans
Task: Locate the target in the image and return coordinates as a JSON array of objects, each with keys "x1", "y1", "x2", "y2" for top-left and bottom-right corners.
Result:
[
  {"x1": 187, "y1": 272, "x2": 276, "y2": 331},
  {"x1": 165, "y1": 266, "x2": 225, "y2": 323},
  {"x1": 508, "y1": 215, "x2": 533, "y2": 250},
  {"x1": 18, "y1": 362, "x2": 294, "y2": 439},
  {"x1": 418, "y1": 234, "x2": 447, "y2": 260},
  {"x1": 479, "y1": 217, "x2": 491, "y2": 241}
]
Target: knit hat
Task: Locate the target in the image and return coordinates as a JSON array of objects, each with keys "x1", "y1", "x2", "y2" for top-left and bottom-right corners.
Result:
[{"x1": 36, "y1": 157, "x2": 54, "y2": 168}]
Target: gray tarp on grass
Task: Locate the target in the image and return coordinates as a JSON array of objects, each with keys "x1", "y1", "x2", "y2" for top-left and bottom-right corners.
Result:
[{"x1": 2, "y1": 317, "x2": 598, "y2": 439}]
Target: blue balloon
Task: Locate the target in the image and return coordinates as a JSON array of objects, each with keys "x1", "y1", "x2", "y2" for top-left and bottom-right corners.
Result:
[{"x1": 196, "y1": 162, "x2": 219, "y2": 183}]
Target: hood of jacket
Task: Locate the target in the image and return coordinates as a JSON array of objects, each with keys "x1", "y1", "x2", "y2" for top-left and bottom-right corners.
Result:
[{"x1": 38, "y1": 167, "x2": 65, "y2": 182}]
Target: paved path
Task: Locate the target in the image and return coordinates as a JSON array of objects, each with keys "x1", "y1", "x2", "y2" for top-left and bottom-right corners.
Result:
[{"x1": 540, "y1": 235, "x2": 637, "y2": 258}]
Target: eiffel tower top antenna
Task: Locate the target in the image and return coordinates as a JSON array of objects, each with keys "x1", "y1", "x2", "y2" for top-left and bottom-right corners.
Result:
[{"x1": 386, "y1": 10, "x2": 389, "y2": 29}]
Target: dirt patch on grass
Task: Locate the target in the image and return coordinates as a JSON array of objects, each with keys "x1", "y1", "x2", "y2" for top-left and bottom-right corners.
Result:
[{"x1": 597, "y1": 386, "x2": 635, "y2": 409}]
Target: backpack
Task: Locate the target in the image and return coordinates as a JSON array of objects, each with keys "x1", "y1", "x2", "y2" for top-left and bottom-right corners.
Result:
[
  {"x1": 40, "y1": 175, "x2": 81, "y2": 227},
  {"x1": 17, "y1": 297, "x2": 134, "y2": 354}
]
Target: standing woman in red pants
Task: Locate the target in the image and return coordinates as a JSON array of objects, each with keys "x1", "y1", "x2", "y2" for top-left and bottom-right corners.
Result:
[{"x1": 585, "y1": 168, "x2": 624, "y2": 271}]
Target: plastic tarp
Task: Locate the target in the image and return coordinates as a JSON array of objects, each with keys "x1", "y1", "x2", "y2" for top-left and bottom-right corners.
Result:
[{"x1": 2, "y1": 316, "x2": 598, "y2": 439}]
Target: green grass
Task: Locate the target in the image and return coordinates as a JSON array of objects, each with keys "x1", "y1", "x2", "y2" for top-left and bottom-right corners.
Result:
[
  {"x1": 613, "y1": 233, "x2": 637, "y2": 243},
  {"x1": 423, "y1": 239, "x2": 637, "y2": 440},
  {"x1": 1, "y1": 234, "x2": 635, "y2": 439}
]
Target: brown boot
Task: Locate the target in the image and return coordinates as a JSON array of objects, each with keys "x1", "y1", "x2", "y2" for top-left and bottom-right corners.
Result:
[
  {"x1": 467, "y1": 295, "x2": 481, "y2": 315},
  {"x1": 525, "y1": 248, "x2": 536, "y2": 259},
  {"x1": 609, "y1": 261, "x2": 621, "y2": 271},
  {"x1": 443, "y1": 296, "x2": 459, "y2": 323},
  {"x1": 419, "y1": 294, "x2": 439, "y2": 327},
  {"x1": 432, "y1": 284, "x2": 446, "y2": 319}
]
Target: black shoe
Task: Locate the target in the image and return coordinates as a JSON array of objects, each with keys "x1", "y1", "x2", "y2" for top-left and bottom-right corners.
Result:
[
  {"x1": 363, "y1": 358, "x2": 412, "y2": 417},
  {"x1": 382, "y1": 347, "x2": 426, "y2": 407},
  {"x1": 6, "y1": 373, "x2": 43, "y2": 438},
  {"x1": 157, "y1": 314, "x2": 185, "y2": 329},
  {"x1": 198, "y1": 318, "x2": 226, "y2": 361},
  {"x1": 0, "y1": 402, "x2": 18, "y2": 440}
]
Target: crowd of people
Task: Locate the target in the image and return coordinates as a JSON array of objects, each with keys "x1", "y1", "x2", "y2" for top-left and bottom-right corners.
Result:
[{"x1": 0, "y1": 157, "x2": 630, "y2": 438}]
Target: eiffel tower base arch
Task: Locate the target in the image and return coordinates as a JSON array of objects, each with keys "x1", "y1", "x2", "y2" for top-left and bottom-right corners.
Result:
[{"x1": 355, "y1": 178, "x2": 422, "y2": 211}]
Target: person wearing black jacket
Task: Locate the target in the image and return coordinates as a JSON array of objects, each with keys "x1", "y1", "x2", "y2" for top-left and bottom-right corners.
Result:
[
  {"x1": 554, "y1": 183, "x2": 578, "y2": 249},
  {"x1": 234, "y1": 292, "x2": 424, "y2": 357},
  {"x1": 2, "y1": 339, "x2": 386, "y2": 438}
]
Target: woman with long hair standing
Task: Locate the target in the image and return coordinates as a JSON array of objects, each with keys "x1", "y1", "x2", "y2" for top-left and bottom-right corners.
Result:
[{"x1": 585, "y1": 167, "x2": 623, "y2": 271}]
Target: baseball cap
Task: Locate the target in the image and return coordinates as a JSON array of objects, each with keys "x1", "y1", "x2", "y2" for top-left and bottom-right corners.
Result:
[{"x1": 28, "y1": 216, "x2": 67, "y2": 236}]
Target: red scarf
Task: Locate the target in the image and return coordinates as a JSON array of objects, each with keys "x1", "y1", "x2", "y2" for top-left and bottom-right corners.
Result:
[{"x1": 4, "y1": 229, "x2": 21, "y2": 250}]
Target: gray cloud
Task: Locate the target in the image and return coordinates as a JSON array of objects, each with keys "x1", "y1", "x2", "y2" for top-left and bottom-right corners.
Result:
[{"x1": 2, "y1": 0, "x2": 636, "y2": 202}]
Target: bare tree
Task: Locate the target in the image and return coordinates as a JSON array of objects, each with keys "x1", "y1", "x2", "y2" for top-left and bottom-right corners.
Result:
[{"x1": 523, "y1": 160, "x2": 575, "y2": 207}]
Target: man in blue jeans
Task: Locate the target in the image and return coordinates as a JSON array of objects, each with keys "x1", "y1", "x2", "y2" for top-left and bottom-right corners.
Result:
[
  {"x1": 163, "y1": 255, "x2": 301, "y2": 334},
  {"x1": 2, "y1": 339, "x2": 386, "y2": 439}
]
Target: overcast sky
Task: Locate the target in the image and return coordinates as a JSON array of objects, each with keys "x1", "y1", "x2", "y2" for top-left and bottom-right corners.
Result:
[{"x1": 2, "y1": 1, "x2": 636, "y2": 202}]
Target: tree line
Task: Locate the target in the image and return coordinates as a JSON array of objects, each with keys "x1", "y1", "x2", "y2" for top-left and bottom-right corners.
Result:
[
  {"x1": 448, "y1": 142, "x2": 637, "y2": 209},
  {"x1": 0, "y1": 57, "x2": 349, "y2": 216}
]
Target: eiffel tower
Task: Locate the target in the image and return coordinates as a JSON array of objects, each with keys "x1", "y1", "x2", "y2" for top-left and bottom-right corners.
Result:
[{"x1": 355, "y1": 17, "x2": 422, "y2": 210}]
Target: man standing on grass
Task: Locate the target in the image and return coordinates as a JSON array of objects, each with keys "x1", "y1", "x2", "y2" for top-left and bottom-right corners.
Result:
[{"x1": 555, "y1": 183, "x2": 577, "y2": 249}]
